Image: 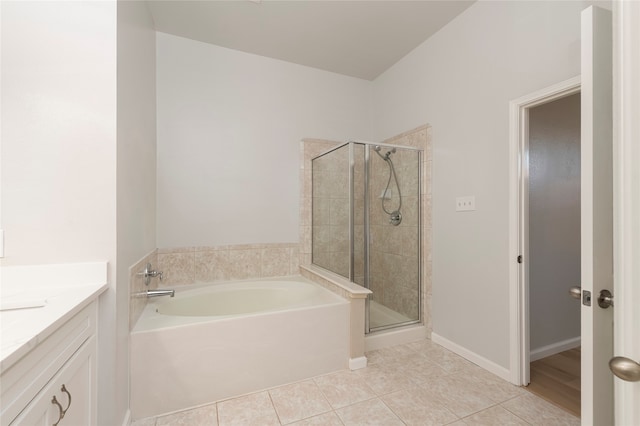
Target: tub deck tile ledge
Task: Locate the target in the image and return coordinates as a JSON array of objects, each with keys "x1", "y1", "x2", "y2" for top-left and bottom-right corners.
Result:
[{"x1": 299, "y1": 265, "x2": 371, "y2": 299}]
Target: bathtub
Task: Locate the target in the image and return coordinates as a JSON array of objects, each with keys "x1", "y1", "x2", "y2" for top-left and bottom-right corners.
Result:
[{"x1": 130, "y1": 276, "x2": 350, "y2": 419}]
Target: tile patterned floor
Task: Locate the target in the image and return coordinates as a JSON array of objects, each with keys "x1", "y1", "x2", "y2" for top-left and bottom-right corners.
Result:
[{"x1": 131, "y1": 339, "x2": 579, "y2": 426}]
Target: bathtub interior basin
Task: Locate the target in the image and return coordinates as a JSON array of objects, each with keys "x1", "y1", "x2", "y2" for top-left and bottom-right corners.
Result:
[{"x1": 155, "y1": 279, "x2": 332, "y2": 317}]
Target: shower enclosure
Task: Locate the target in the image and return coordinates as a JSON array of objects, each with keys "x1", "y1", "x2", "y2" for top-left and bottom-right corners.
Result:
[{"x1": 312, "y1": 141, "x2": 422, "y2": 333}]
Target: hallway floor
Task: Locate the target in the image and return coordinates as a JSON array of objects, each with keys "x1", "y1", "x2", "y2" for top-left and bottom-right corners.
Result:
[
  {"x1": 131, "y1": 339, "x2": 579, "y2": 426},
  {"x1": 526, "y1": 347, "x2": 581, "y2": 417}
]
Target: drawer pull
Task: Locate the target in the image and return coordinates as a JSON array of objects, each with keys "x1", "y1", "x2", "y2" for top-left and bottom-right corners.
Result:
[
  {"x1": 51, "y1": 396, "x2": 63, "y2": 426},
  {"x1": 60, "y1": 384, "x2": 72, "y2": 415},
  {"x1": 51, "y1": 385, "x2": 71, "y2": 426}
]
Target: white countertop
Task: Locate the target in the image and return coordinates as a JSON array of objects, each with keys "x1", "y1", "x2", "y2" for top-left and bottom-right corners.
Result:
[{"x1": 0, "y1": 262, "x2": 108, "y2": 373}]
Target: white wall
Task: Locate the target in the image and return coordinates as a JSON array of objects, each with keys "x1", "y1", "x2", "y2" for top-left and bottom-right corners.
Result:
[
  {"x1": 529, "y1": 94, "x2": 581, "y2": 353},
  {"x1": 1, "y1": 2, "x2": 156, "y2": 424},
  {"x1": 0, "y1": 2, "x2": 124, "y2": 424},
  {"x1": 115, "y1": 1, "x2": 156, "y2": 425},
  {"x1": 371, "y1": 1, "x2": 598, "y2": 369},
  {"x1": 156, "y1": 33, "x2": 372, "y2": 248},
  {"x1": 1, "y1": 1, "x2": 117, "y2": 266}
]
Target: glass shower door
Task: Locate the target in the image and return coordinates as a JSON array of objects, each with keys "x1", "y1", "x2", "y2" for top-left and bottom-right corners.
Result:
[
  {"x1": 366, "y1": 144, "x2": 421, "y2": 331},
  {"x1": 311, "y1": 142, "x2": 422, "y2": 333},
  {"x1": 311, "y1": 144, "x2": 350, "y2": 278}
]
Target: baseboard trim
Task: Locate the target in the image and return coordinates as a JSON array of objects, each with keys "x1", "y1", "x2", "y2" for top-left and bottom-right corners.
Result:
[
  {"x1": 349, "y1": 356, "x2": 368, "y2": 370},
  {"x1": 530, "y1": 336, "x2": 580, "y2": 362},
  {"x1": 431, "y1": 333, "x2": 511, "y2": 382}
]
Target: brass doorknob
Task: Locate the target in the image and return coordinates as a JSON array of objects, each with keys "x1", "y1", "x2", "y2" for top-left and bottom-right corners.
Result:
[{"x1": 609, "y1": 356, "x2": 640, "y2": 382}]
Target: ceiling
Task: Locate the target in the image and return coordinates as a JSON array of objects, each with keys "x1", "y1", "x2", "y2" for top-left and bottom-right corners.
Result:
[{"x1": 147, "y1": 1, "x2": 476, "y2": 81}]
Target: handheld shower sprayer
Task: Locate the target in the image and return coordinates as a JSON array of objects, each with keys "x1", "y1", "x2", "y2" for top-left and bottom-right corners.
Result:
[{"x1": 373, "y1": 145, "x2": 402, "y2": 226}]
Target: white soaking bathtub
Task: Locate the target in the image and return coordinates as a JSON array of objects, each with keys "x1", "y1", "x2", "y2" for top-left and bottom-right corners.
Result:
[{"x1": 130, "y1": 276, "x2": 350, "y2": 419}]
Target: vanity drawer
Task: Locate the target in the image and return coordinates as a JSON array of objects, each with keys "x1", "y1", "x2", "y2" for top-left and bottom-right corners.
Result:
[{"x1": 0, "y1": 302, "x2": 97, "y2": 426}]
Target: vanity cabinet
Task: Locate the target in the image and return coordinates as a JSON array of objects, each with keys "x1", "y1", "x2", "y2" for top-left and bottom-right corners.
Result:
[{"x1": 1, "y1": 302, "x2": 98, "y2": 426}]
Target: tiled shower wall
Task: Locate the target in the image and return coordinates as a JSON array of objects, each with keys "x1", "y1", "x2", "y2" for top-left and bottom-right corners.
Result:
[
  {"x1": 373, "y1": 126, "x2": 431, "y2": 323},
  {"x1": 369, "y1": 147, "x2": 419, "y2": 319},
  {"x1": 300, "y1": 125, "x2": 432, "y2": 332}
]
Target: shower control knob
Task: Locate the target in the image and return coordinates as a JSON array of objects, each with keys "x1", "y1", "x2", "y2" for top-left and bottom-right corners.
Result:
[{"x1": 389, "y1": 211, "x2": 402, "y2": 226}]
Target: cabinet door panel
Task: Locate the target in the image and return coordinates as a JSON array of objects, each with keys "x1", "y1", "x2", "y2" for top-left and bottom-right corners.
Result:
[
  {"x1": 55, "y1": 342, "x2": 93, "y2": 425},
  {"x1": 11, "y1": 337, "x2": 95, "y2": 426}
]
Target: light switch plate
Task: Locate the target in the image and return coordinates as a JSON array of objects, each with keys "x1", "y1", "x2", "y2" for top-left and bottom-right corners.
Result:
[{"x1": 456, "y1": 196, "x2": 476, "y2": 212}]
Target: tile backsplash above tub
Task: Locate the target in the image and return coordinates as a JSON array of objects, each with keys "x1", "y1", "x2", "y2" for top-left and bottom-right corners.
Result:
[{"x1": 157, "y1": 243, "x2": 300, "y2": 286}]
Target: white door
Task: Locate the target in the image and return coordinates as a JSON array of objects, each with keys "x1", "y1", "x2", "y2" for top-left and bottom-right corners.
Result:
[
  {"x1": 580, "y1": 6, "x2": 614, "y2": 425},
  {"x1": 612, "y1": 1, "x2": 640, "y2": 424}
]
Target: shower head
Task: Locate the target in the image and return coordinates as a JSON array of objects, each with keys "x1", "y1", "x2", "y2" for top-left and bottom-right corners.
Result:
[
  {"x1": 373, "y1": 145, "x2": 396, "y2": 161},
  {"x1": 374, "y1": 146, "x2": 395, "y2": 155}
]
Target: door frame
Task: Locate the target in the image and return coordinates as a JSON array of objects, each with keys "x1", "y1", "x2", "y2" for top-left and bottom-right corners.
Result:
[{"x1": 508, "y1": 76, "x2": 581, "y2": 386}]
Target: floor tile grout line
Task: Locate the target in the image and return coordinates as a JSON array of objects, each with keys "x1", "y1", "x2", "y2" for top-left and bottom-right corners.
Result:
[
  {"x1": 499, "y1": 394, "x2": 542, "y2": 426},
  {"x1": 271, "y1": 379, "x2": 335, "y2": 424},
  {"x1": 458, "y1": 398, "x2": 534, "y2": 426},
  {"x1": 314, "y1": 379, "x2": 335, "y2": 417},
  {"x1": 284, "y1": 408, "x2": 340, "y2": 426},
  {"x1": 333, "y1": 408, "x2": 346, "y2": 426},
  {"x1": 375, "y1": 394, "x2": 419, "y2": 426},
  {"x1": 266, "y1": 390, "x2": 283, "y2": 425}
]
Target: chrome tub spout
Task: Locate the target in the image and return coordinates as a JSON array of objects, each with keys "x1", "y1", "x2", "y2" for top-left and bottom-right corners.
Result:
[{"x1": 147, "y1": 289, "x2": 175, "y2": 298}]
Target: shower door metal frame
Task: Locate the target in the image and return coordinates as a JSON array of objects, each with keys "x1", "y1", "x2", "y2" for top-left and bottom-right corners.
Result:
[
  {"x1": 363, "y1": 145, "x2": 371, "y2": 334},
  {"x1": 312, "y1": 141, "x2": 423, "y2": 334},
  {"x1": 348, "y1": 142, "x2": 355, "y2": 281},
  {"x1": 363, "y1": 143, "x2": 423, "y2": 334}
]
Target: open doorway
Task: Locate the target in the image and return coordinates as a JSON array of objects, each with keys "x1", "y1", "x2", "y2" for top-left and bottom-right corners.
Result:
[
  {"x1": 525, "y1": 93, "x2": 581, "y2": 417},
  {"x1": 508, "y1": 76, "x2": 583, "y2": 417}
]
